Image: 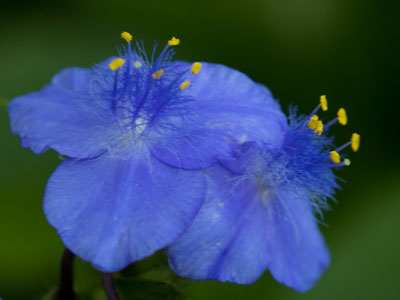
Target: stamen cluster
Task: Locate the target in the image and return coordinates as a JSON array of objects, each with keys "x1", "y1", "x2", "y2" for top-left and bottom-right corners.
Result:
[
  {"x1": 89, "y1": 33, "x2": 203, "y2": 147},
  {"x1": 307, "y1": 95, "x2": 360, "y2": 165}
]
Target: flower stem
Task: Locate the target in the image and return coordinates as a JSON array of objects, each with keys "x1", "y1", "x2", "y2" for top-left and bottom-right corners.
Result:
[
  {"x1": 103, "y1": 273, "x2": 120, "y2": 300},
  {"x1": 53, "y1": 248, "x2": 75, "y2": 300}
]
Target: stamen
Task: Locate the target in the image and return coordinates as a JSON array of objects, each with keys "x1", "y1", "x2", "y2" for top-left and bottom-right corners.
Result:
[
  {"x1": 152, "y1": 69, "x2": 164, "y2": 79},
  {"x1": 155, "y1": 37, "x2": 179, "y2": 68},
  {"x1": 338, "y1": 108, "x2": 347, "y2": 126},
  {"x1": 333, "y1": 158, "x2": 351, "y2": 168},
  {"x1": 134, "y1": 61, "x2": 142, "y2": 68},
  {"x1": 330, "y1": 151, "x2": 341, "y2": 163},
  {"x1": 351, "y1": 133, "x2": 360, "y2": 152},
  {"x1": 191, "y1": 62, "x2": 202, "y2": 75},
  {"x1": 320, "y1": 95, "x2": 328, "y2": 111},
  {"x1": 315, "y1": 120, "x2": 324, "y2": 135},
  {"x1": 168, "y1": 36, "x2": 180, "y2": 46},
  {"x1": 309, "y1": 95, "x2": 327, "y2": 117},
  {"x1": 109, "y1": 58, "x2": 125, "y2": 71},
  {"x1": 325, "y1": 107, "x2": 348, "y2": 129},
  {"x1": 180, "y1": 81, "x2": 190, "y2": 90},
  {"x1": 308, "y1": 115, "x2": 319, "y2": 130},
  {"x1": 335, "y1": 133, "x2": 359, "y2": 153},
  {"x1": 121, "y1": 31, "x2": 133, "y2": 42}
]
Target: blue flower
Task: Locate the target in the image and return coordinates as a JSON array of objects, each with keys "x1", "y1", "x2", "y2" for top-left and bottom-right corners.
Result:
[
  {"x1": 7, "y1": 33, "x2": 287, "y2": 272},
  {"x1": 167, "y1": 98, "x2": 360, "y2": 292}
]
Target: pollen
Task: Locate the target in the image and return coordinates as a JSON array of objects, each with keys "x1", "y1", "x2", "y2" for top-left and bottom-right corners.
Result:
[
  {"x1": 344, "y1": 158, "x2": 351, "y2": 166},
  {"x1": 152, "y1": 69, "x2": 164, "y2": 79},
  {"x1": 121, "y1": 31, "x2": 133, "y2": 42},
  {"x1": 180, "y1": 81, "x2": 191, "y2": 90},
  {"x1": 320, "y1": 95, "x2": 328, "y2": 111},
  {"x1": 330, "y1": 151, "x2": 341, "y2": 163},
  {"x1": 338, "y1": 108, "x2": 347, "y2": 126},
  {"x1": 351, "y1": 133, "x2": 360, "y2": 152},
  {"x1": 134, "y1": 61, "x2": 142, "y2": 68},
  {"x1": 191, "y1": 62, "x2": 202, "y2": 75},
  {"x1": 168, "y1": 36, "x2": 180, "y2": 46},
  {"x1": 308, "y1": 115, "x2": 319, "y2": 130},
  {"x1": 315, "y1": 120, "x2": 324, "y2": 135},
  {"x1": 109, "y1": 58, "x2": 125, "y2": 70}
]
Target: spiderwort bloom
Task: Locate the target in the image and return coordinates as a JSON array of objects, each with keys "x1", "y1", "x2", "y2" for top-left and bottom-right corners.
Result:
[
  {"x1": 168, "y1": 96, "x2": 360, "y2": 292},
  {"x1": 7, "y1": 32, "x2": 287, "y2": 272}
]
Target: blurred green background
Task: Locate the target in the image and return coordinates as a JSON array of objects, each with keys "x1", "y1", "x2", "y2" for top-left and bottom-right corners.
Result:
[{"x1": 1, "y1": 0, "x2": 399, "y2": 299}]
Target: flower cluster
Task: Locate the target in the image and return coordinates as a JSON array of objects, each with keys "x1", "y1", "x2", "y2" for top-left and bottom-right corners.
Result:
[{"x1": 8, "y1": 32, "x2": 359, "y2": 292}]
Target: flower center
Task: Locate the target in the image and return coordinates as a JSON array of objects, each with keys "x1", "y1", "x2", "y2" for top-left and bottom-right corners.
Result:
[
  {"x1": 236, "y1": 96, "x2": 360, "y2": 210},
  {"x1": 105, "y1": 32, "x2": 203, "y2": 137}
]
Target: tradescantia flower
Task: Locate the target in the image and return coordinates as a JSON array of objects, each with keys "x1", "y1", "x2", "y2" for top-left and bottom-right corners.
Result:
[
  {"x1": 167, "y1": 96, "x2": 360, "y2": 292},
  {"x1": 7, "y1": 32, "x2": 287, "y2": 272}
]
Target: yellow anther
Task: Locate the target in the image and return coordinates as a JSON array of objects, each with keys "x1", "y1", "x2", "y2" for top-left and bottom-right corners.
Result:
[
  {"x1": 168, "y1": 36, "x2": 180, "y2": 46},
  {"x1": 109, "y1": 58, "x2": 125, "y2": 71},
  {"x1": 308, "y1": 115, "x2": 319, "y2": 130},
  {"x1": 351, "y1": 133, "x2": 360, "y2": 152},
  {"x1": 338, "y1": 108, "x2": 347, "y2": 126},
  {"x1": 121, "y1": 31, "x2": 133, "y2": 42},
  {"x1": 315, "y1": 120, "x2": 324, "y2": 135},
  {"x1": 191, "y1": 62, "x2": 202, "y2": 75},
  {"x1": 180, "y1": 81, "x2": 191, "y2": 90},
  {"x1": 134, "y1": 61, "x2": 142, "y2": 68},
  {"x1": 330, "y1": 151, "x2": 341, "y2": 164},
  {"x1": 152, "y1": 69, "x2": 164, "y2": 79},
  {"x1": 320, "y1": 95, "x2": 328, "y2": 111}
]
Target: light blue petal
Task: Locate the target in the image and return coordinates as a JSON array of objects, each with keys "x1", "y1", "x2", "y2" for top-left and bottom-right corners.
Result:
[
  {"x1": 267, "y1": 188, "x2": 330, "y2": 292},
  {"x1": 43, "y1": 153, "x2": 206, "y2": 272},
  {"x1": 8, "y1": 67, "x2": 113, "y2": 158},
  {"x1": 167, "y1": 166, "x2": 271, "y2": 283},
  {"x1": 151, "y1": 63, "x2": 288, "y2": 169},
  {"x1": 167, "y1": 165, "x2": 329, "y2": 292}
]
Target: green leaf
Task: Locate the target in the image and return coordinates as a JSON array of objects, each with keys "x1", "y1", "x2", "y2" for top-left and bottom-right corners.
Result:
[
  {"x1": 120, "y1": 251, "x2": 190, "y2": 289},
  {"x1": 116, "y1": 278, "x2": 188, "y2": 300}
]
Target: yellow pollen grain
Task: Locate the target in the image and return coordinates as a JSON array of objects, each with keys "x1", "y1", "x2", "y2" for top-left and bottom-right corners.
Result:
[
  {"x1": 315, "y1": 120, "x2": 324, "y2": 135},
  {"x1": 308, "y1": 115, "x2": 319, "y2": 130},
  {"x1": 320, "y1": 95, "x2": 328, "y2": 111},
  {"x1": 180, "y1": 81, "x2": 191, "y2": 90},
  {"x1": 191, "y1": 62, "x2": 202, "y2": 74},
  {"x1": 109, "y1": 58, "x2": 125, "y2": 70},
  {"x1": 338, "y1": 108, "x2": 347, "y2": 126},
  {"x1": 351, "y1": 133, "x2": 360, "y2": 152},
  {"x1": 168, "y1": 36, "x2": 180, "y2": 46},
  {"x1": 152, "y1": 69, "x2": 164, "y2": 79},
  {"x1": 121, "y1": 31, "x2": 133, "y2": 42},
  {"x1": 330, "y1": 151, "x2": 341, "y2": 163}
]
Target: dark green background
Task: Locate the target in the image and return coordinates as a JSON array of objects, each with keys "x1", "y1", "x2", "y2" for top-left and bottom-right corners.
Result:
[{"x1": 1, "y1": 0, "x2": 399, "y2": 299}]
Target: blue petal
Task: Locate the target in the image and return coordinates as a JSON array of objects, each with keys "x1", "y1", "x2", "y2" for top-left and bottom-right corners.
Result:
[
  {"x1": 8, "y1": 68, "x2": 113, "y2": 158},
  {"x1": 151, "y1": 63, "x2": 288, "y2": 169},
  {"x1": 43, "y1": 153, "x2": 206, "y2": 272},
  {"x1": 167, "y1": 166, "x2": 270, "y2": 283},
  {"x1": 266, "y1": 188, "x2": 330, "y2": 292},
  {"x1": 167, "y1": 165, "x2": 329, "y2": 292}
]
